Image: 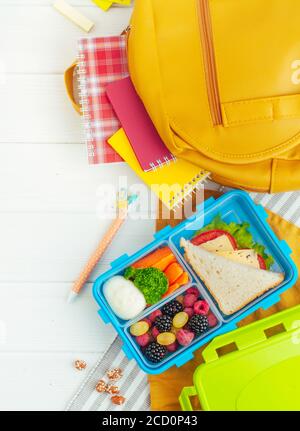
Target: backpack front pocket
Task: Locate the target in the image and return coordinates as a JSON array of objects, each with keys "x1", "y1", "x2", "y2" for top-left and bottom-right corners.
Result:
[{"x1": 197, "y1": 0, "x2": 300, "y2": 128}]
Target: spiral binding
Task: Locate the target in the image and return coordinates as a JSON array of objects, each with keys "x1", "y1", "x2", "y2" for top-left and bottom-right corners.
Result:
[
  {"x1": 148, "y1": 155, "x2": 177, "y2": 172},
  {"x1": 77, "y1": 51, "x2": 95, "y2": 161},
  {"x1": 168, "y1": 170, "x2": 211, "y2": 209}
]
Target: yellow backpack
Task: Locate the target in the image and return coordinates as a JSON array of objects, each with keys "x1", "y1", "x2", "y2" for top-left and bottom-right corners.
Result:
[{"x1": 127, "y1": 0, "x2": 300, "y2": 192}]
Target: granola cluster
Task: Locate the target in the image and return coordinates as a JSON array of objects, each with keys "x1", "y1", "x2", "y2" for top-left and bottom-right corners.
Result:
[{"x1": 95, "y1": 368, "x2": 125, "y2": 405}]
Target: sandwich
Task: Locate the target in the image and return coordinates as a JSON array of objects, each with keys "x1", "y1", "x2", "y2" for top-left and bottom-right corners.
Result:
[{"x1": 180, "y1": 238, "x2": 284, "y2": 315}]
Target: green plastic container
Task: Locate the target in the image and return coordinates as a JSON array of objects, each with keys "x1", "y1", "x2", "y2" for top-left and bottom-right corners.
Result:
[{"x1": 179, "y1": 306, "x2": 300, "y2": 411}]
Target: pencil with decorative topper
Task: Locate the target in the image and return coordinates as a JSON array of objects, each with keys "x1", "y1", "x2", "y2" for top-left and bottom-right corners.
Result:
[{"x1": 67, "y1": 191, "x2": 138, "y2": 303}]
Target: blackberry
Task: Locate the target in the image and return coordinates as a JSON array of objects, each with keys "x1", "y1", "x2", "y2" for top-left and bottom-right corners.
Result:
[
  {"x1": 162, "y1": 300, "x2": 183, "y2": 317},
  {"x1": 188, "y1": 315, "x2": 209, "y2": 335},
  {"x1": 154, "y1": 315, "x2": 172, "y2": 333},
  {"x1": 145, "y1": 342, "x2": 167, "y2": 363}
]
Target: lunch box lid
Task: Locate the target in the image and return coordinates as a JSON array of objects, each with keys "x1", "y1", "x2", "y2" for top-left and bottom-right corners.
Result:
[
  {"x1": 179, "y1": 305, "x2": 300, "y2": 411},
  {"x1": 93, "y1": 191, "x2": 298, "y2": 375}
]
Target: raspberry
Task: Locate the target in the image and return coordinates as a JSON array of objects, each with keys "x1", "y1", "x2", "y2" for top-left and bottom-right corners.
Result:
[
  {"x1": 194, "y1": 300, "x2": 210, "y2": 315},
  {"x1": 141, "y1": 318, "x2": 152, "y2": 327},
  {"x1": 151, "y1": 327, "x2": 160, "y2": 339},
  {"x1": 166, "y1": 341, "x2": 179, "y2": 352},
  {"x1": 136, "y1": 333, "x2": 151, "y2": 347},
  {"x1": 149, "y1": 309, "x2": 162, "y2": 322},
  {"x1": 207, "y1": 313, "x2": 218, "y2": 327},
  {"x1": 184, "y1": 307, "x2": 194, "y2": 318},
  {"x1": 183, "y1": 293, "x2": 198, "y2": 308},
  {"x1": 176, "y1": 329, "x2": 195, "y2": 346},
  {"x1": 186, "y1": 287, "x2": 199, "y2": 296}
]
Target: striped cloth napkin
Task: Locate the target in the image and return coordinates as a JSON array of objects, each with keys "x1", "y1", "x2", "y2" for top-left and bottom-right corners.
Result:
[{"x1": 66, "y1": 189, "x2": 300, "y2": 411}]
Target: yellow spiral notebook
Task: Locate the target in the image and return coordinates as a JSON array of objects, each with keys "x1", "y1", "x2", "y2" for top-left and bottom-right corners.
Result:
[{"x1": 108, "y1": 129, "x2": 210, "y2": 210}]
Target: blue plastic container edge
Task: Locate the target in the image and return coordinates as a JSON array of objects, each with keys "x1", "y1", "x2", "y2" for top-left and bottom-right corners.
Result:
[
  {"x1": 280, "y1": 239, "x2": 292, "y2": 255},
  {"x1": 122, "y1": 343, "x2": 133, "y2": 360},
  {"x1": 97, "y1": 308, "x2": 110, "y2": 325},
  {"x1": 154, "y1": 225, "x2": 172, "y2": 240},
  {"x1": 255, "y1": 204, "x2": 268, "y2": 220},
  {"x1": 110, "y1": 253, "x2": 129, "y2": 269}
]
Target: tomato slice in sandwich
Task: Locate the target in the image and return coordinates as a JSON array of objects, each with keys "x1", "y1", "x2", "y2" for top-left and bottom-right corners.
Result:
[
  {"x1": 257, "y1": 254, "x2": 267, "y2": 270},
  {"x1": 191, "y1": 229, "x2": 238, "y2": 249}
]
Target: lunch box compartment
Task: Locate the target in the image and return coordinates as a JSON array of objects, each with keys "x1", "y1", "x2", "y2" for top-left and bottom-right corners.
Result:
[
  {"x1": 93, "y1": 240, "x2": 192, "y2": 327},
  {"x1": 124, "y1": 283, "x2": 221, "y2": 370},
  {"x1": 93, "y1": 191, "x2": 298, "y2": 374},
  {"x1": 169, "y1": 192, "x2": 295, "y2": 322}
]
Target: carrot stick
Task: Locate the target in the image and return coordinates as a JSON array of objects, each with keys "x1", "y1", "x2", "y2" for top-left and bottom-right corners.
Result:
[
  {"x1": 163, "y1": 282, "x2": 180, "y2": 298},
  {"x1": 132, "y1": 247, "x2": 174, "y2": 269},
  {"x1": 164, "y1": 262, "x2": 184, "y2": 285},
  {"x1": 153, "y1": 254, "x2": 177, "y2": 271},
  {"x1": 175, "y1": 271, "x2": 189, "y2": 286}
]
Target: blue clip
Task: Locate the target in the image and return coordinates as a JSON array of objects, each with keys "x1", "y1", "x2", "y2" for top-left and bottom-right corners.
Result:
[
  {"x1": 255, "y1": 204, "x2": 268, "y2": 220},
  {"x1": 154, "y1": 225, "x2": 172, "y2": 240},
  {"x1": 98, "y1": 308, "x2": 111, "y2": 325},
  {"x1": 261, "y1": 295, "x2": 281, "y2": 311},
  {"x1": 225, "y1": 322, "x2": 237, "y2": 332},
  {"x1": 122, "y1": 344, "x2": 133, "y2": 360},
  {"x1": 110, "y1": 253, "x2": 129, "y2": 268},
  {"x1": 175, "y1": 351, "x2": 194, "y2": 368}
]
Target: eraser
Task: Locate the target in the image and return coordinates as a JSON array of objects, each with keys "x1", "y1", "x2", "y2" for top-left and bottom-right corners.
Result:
[
  {"x1": 53, "y1": 0, "x2": 94, "y2": 33},
  {"x1": 92, "y1": 0, "x2": 113, "y2": 11}
]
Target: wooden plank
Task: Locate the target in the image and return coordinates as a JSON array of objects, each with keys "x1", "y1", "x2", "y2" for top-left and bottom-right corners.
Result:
[
  {"x1": 0, "y1": 352, "x2": 100, "y2": 411},
  {"x1": 0, "y1": 75, "x2": 82, "y2": 143},
  {"x1": 0, "y1": 143, "x2": 153, "y2": 212},
  {"x1": 0, "y1": 282, "x2": 115, "y2": 351},
  {"x1": 0, "y1": 5, "x2": 132, "y2": 73},
  {"x1": 0, "y1": 212, "x2": 155, "y2": 282}
]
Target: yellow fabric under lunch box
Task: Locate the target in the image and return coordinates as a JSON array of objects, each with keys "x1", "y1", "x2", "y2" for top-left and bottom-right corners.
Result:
[{"x1": 127, "y1": 0, "x2": 300, "y2": 192}]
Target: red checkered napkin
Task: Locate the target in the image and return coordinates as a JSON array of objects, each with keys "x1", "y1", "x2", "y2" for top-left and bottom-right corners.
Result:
[{"x1": 78, "y1": 36, "x2": 129, "y2": 164}]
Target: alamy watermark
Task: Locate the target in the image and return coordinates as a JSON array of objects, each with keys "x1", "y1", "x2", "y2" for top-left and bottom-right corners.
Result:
[{"x1": 95, "y1": 176, "x2": 206, "y2": 225}]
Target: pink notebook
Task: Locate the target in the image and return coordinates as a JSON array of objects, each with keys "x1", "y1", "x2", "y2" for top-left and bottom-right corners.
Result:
[{"x1": 106, "y1": 77, "x2": 175, "y2": 171}]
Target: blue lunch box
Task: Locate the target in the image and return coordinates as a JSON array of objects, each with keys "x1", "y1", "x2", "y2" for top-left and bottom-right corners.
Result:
[{"x1": 93, "y1": 191, "x2": 298, "y2": 374}]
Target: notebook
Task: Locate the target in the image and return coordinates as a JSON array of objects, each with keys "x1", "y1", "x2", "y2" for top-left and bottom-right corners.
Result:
[
  {"x1": 108, "y1": 129, "x2": 210, "y2": 209},
  {"x1": 106, "y1": 77, "x2": 175, "y2": 172},
  {"x1": 77, "y1": 36, "x2": 128, "y2": 164}
]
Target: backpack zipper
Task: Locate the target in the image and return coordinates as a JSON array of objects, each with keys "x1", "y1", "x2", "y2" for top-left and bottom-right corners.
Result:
[{"x1": 198, "y1": 0, "x2": 222, "y2": 126}]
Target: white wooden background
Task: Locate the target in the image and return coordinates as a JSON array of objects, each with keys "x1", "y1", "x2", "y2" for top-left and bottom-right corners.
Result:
[{"x1": 0, "y1": 0, "x2": 155, "y2": 410}]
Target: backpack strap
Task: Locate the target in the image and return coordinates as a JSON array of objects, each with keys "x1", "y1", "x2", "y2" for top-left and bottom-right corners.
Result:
[
  {"x1": 221, "y1": 94, "x2": 300, "y2": 127},
  {"x1": 64, "y1": 61, "x2": 81, "y2": 115}
]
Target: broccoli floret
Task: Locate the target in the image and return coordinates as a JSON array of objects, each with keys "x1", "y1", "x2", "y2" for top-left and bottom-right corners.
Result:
[{"x1": 124, "y1": 266, "x2": 168, "y2": 305}]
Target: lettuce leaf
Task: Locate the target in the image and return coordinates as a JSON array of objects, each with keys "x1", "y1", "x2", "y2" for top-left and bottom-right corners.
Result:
[{"x1": 195, "y1": 214, "x2": 274, "y2": 269}]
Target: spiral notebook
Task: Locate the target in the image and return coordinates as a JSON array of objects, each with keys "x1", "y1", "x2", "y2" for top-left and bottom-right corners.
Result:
[
  {"x1": 77, "y1": 36, "x2": 128, "y2": 164},
  {"x1": 106, "y1": 77, "x2": 175, "y2": 172},
  {"x1": 109, "y1": 129, "x2": 210, "y2": 209}
]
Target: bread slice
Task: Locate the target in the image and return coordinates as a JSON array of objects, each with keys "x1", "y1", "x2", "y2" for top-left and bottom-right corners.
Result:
[{"x1": 180, "y1": 238, "x2": 284, "y2": 315}]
